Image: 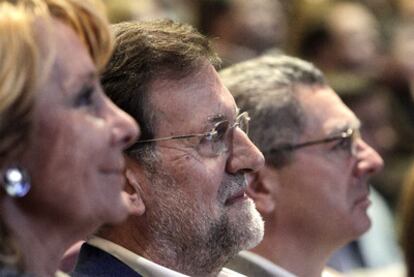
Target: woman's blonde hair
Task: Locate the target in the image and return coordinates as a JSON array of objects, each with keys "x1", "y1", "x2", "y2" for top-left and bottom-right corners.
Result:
[
  {"x1": 0, "y1": 3, "x2": 45, "y2": 267},
  {"x1": 44, "y1": 0, "x2": 113, "y2": 72},
  {"x1": 0, "y1": 0, "x2": 112, "y2": 166},
  {"x1": 0, "y1": 0, "x2": 112, "y2": 269},
  {"x1": 0, "y1": 1, "x2": 44, "y2": 168}
]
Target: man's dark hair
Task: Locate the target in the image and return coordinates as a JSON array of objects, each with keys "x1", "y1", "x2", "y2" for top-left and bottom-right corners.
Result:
[
  {"x1": 101, "y1": 20, "x2": 221, "y2": 158},
  {"x1": 220, "y1": 55, "x2": 326, "y2": 167}
]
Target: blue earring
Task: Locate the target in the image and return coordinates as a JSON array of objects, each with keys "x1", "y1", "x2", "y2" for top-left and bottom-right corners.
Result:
[{"x1": 2, "y1": 166, "x2": 31, "y2": 198}]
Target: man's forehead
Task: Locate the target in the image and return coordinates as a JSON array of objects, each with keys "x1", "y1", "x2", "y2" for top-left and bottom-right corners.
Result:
[
  {"x1": 149, "y1": 65, "x2": 237, "y2": 128},
  {"x1": 299, "y1": 86, "x2": 360, "y2": 135},
  {"x1": 325, "y1": 119, "x2": 361, "y2": 135},
  {"x1": 151, "y1": 64, "x2": 216, "y2": 93}
]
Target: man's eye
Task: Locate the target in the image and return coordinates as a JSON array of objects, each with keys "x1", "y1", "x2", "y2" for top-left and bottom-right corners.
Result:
[
  {"x1": 201, "y1": 121, "x2": 229, "y2": 143},
  {"x1": 213, "y1": 121, "x2": 229, "y2": 141},
  {"x1": 332, "y1": 137, "x2": 352, "y2": 152},
  {"x1": 201, "y1": 130, "x2": 218, "y2": 143},
  {"x1": 74, "y1": 86, "x2": 95, "y2": 107}
]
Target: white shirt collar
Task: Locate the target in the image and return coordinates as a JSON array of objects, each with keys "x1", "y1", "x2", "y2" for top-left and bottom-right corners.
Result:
[
  {"x1": 238, "y1": 251, "x2": 297, "y2": 277},
  {"x1": 88, "y1": 236, "x2": 246, "y2": 277},
  {"x1": 238, "y1": 251, "x2": 342, "y2": 277}
]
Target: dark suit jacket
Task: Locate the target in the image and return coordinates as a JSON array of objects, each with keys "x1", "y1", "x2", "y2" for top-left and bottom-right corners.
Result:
[
  {"x1": 0, "y1": 267, "x2": 32, "y2": 277},
  {"x1": 72, "y1": 243, "x2": 143, "y2": 277}
]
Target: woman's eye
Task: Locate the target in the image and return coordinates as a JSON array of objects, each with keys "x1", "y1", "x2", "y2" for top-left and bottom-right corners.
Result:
[{"x1": 74, "y1": 86, "x2": 95, "y2": 107}]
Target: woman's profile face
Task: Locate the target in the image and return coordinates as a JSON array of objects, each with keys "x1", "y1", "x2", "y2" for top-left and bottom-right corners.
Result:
[{"x1": 20, "y1": 20, "x2": 139, "y2": 229}]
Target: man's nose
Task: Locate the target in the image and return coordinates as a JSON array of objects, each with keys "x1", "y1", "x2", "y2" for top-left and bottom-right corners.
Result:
[
  {"x1": 226, "y1": 128, "x2": 265, "y2": 174},
  {"x1": 354, "y1": 139, "x2": 384, "y2": 177}
]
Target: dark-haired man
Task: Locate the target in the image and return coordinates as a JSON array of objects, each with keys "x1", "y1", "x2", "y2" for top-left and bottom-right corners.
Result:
[{"x1": 73, "y1": 20, "x2": 264, "y2": 277}]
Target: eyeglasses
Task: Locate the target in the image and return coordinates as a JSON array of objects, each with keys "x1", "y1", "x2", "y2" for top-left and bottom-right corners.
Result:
[
  {"x1": 270, "y1": 128, "x2": 360, "y2": 156},
  {"x1": 130, "y1": 112, "x2": 250, "y2": 156}
]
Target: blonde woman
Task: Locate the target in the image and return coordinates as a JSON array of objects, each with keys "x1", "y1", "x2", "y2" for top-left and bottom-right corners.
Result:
[{"x1": 0, "y1": 0, "x2": 140, "y2": 276}]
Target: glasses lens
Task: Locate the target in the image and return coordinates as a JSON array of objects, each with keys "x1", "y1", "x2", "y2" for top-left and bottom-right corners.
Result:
[
  {"x1": 238, "y1": 113, "x2": 250, "y2": 135},
  {"x1": 200, "y1": 113, "x2": 250, "y2": 156},
  {"x1": 205, "y1": 121, "x2": 228, "y2": 155},
  {"x1": 350, "y1": 129, "x2": 360, "y2": 156},
  {"x1": 214, "y1": 121, "x2": 229, "y2": 141},
  {"x1": 338, "y1": 129, "x2": 359, "y2": 156}
]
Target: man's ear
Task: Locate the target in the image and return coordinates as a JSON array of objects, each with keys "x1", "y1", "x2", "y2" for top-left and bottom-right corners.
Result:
[
  {"x1": 247, "y1": 167, "x2": 276, "y2": 216},
  {"x1": 124, "y1": 167, "x2": 146, "y2": 216}
]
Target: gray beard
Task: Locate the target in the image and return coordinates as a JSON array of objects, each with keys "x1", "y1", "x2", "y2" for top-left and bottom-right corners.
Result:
[{"x1": 142, "y1": 163, "x2": 264, "y2": 276}]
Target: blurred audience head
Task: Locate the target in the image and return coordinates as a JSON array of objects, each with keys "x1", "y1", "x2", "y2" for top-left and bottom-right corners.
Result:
[
  {"x1": 198, "y1": 0, "x2": 287, "y2": 66},
  {"x1": 391, "y1": 20, "x2": 414, "y2": 80},
  {"x1": 297, "y1": 1, "x2": 381, "y2": 73}
]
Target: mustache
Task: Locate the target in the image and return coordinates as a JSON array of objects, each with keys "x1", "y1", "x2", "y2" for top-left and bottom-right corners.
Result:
[
  {"x1": 218, "y1": 173, "x2": 247, "y2": 203},
  {"x1": 232, "y1": 174, "x2": 247, "y2": 187}
]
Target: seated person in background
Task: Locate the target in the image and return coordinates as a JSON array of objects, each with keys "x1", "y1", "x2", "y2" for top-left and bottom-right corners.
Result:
[
  {"x1": 72, "y1": 20, "x2": 265, "y2": 277},
  {"x1": 220, "y1": 55, "x2": 383, "y2": 277},
  {"x1": 0, "y1": 0, "x2": 139, "y2": 276},
  {"x1": 197, "y1": 0, "x2": 287, "y2": 67}
]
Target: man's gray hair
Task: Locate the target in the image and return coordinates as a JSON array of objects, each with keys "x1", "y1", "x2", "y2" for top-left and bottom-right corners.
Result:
[{"x1": 220, "y1": 55, "x2": 326, "y2": 167}]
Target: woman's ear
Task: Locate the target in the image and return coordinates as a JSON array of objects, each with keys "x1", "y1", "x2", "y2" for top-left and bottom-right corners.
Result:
[
  {"x1": 124, "y1": 168, "x2": 145, "y2": 216},
  {"x1": 247, "y1": 167, "x2": 277, "y2": 215}
]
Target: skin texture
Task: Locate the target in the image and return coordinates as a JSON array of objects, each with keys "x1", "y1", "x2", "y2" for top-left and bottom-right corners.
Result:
[
  {"x1": 250, "y1": 85, "x2": 383, "y2": 277},
  {"x1": 2, "y1": 20, "x2": 139, "y2": 277},
  {"x1": 108, "y1": 62, "x2": 265, "y2": 276}
]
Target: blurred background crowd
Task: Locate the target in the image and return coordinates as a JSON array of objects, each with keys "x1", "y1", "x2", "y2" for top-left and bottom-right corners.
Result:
[{"x1": 99, "y1": 0, "x2": 414, "y2": 274}]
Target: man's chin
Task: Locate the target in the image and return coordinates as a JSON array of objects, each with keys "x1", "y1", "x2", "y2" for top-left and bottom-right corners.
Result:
[
  {"x1": 339, "y1": 210, "x2": 372, "y2": 243},
  {"x1": 353, "y1": 213, "x2": 372, "y2": 238},
  {"x1": 231, "y1": 198, "x2": 264, "y2": 250}
]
